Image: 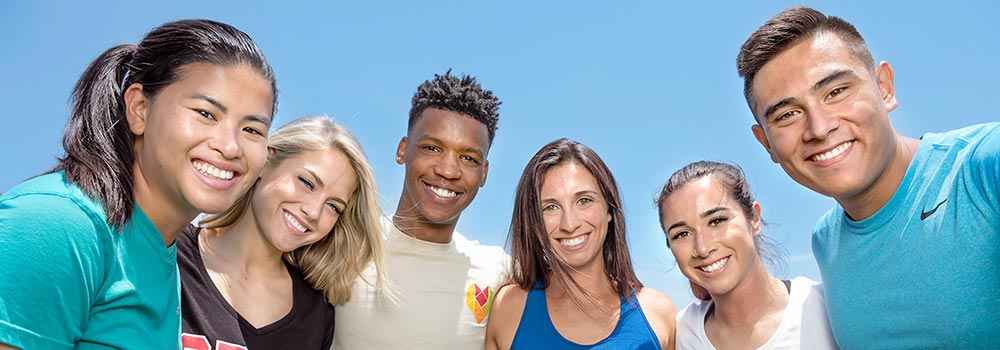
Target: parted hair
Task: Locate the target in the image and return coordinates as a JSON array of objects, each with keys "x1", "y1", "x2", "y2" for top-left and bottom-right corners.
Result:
[
  {"x1": 408, "y1": 69, "x2": 501, "y2": 144},
  {"x1": 51, "y1": 19, "x2": 276, "y2": 228},
  {"x1": 201, "y1": 116, "x2": 387, "y2": 304},
  {"x1": 508, "y1": 138, "x2": 642, "y2": 305},
  {"x1": 737, "y1": 6, "x2": 873, "y2": 119}
]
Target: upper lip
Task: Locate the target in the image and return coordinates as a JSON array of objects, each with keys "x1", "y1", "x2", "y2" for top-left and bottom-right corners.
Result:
[
  {"x1": 194, "y1": 157, "x2": 243, "y2": 176},
  {"x1": 806, "y1": 140, "x2": 854, "y2": 161},
  {"x1": 423, "y1": 180, "x2": 462, "y2": 194},
  {"x1": 694, "y1": 255, "x2": 730, "y2": 268},
  {"x1": 284, "y1": 210, "x2": 313, "y2": 232}
]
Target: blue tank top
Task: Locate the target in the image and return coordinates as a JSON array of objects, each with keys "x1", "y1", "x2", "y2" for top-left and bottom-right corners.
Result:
[{"x1": 510, "y1": 281, "x2": 662, "y2": 349}]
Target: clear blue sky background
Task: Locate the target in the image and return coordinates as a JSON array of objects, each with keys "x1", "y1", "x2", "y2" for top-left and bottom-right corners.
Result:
[{"x1": 2, "y1": 1, "x2": 997, "y2": 308}]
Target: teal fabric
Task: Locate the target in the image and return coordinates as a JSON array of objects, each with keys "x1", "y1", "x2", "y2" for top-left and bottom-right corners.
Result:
[
  {"x1": 0, "y1": 172, "x2": 180, "y2": 349},
  {"x1": 813, "y1": 123, "x2": 1000, "y2": 349}
]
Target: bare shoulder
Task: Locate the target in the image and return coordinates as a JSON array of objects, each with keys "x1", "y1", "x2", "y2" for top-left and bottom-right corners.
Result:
[
  {"x1": 636, "y1": 287, "x2": 677, "y2": 350},
  {"x1": 486, "y1": 284, "x2": 531, "y2": 350}
]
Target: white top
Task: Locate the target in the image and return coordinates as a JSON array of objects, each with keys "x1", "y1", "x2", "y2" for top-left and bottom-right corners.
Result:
[
  {"x1": 675, "y1": 276, "x2": 838, "y2": 350},
  {"x1": 333, "y1": 217, "x2": 509, "y2": 350}
]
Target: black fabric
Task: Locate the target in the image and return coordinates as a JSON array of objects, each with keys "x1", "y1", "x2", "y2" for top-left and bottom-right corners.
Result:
[
  {"x1": 783, "y1": 279, "x2": 792, "y2": 294},
  {"x1": 179, "y1": 225, "x2": 335, "y2": 350}
]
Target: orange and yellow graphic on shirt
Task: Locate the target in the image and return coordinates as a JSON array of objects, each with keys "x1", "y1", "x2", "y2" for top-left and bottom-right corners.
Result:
[{"x1": 465, "y1": 283, "x2": 495, "y2": 324}]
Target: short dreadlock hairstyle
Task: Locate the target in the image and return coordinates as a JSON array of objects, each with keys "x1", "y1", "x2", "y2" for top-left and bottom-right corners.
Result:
[{"x1": 408, "y1": 70, "x2": 501, "y2": 144}]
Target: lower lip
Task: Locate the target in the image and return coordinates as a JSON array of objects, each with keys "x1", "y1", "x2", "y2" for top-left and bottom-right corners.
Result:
[
  {"x1": 423, "y1": 182, "x2": 460, "y2": 202},
  {"x1": 192, "y1": 160, "x2": 238, "y2": 191},
  {"x1": 696, "y1": 256, "x2": 730, "y2": 277},
  {"x1": 282, "y1": 211, "x2": 309, "y2": 236},
  {"x1": 809, "y1": 141, "x2": 854, "y2": 167},
  {"x1": 557, "y1": 234, "x2": 590, "y2": 252}
]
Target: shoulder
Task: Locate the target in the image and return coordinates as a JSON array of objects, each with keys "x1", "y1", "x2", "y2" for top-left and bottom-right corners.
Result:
[
  {"x1": 1, "y1": 173, "x2": 112, "y2": 249},
  {"x1": 453, "y1": 231, "x2": 510, "y2": 263},
  {"x1": 486, "y1": 284, "x2": 530, "y2": 346},
  {"x1": 636, "y1": 287, "x2": 677, "y2": 348}
]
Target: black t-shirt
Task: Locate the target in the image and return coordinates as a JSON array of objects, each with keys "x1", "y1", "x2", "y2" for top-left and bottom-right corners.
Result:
[{"x1": 178, "y1": 225, "x2": 334, "y2": 350}]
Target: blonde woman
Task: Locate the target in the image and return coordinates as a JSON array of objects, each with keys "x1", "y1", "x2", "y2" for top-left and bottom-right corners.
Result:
[{"x1": 178, "y1": 116, "x2": 387, "y2": 349}]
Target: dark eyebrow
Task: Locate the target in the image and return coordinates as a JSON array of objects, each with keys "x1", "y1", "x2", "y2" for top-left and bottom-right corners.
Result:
[
  {"x1": 762, "y1": 97, "x2": 796, "y2": 122},
  {"x1": 666, "y1": 206, "x2": 730, "y2": 232},
  {"x1": 246, "y1": 114, "x2": 272, "y2": 127},
  {"x1": 191, "y1": 94, "x2": 228, "y2": 113},
  {"x1": 812, "y1": 70, "x2": 853, "y2": 93}
]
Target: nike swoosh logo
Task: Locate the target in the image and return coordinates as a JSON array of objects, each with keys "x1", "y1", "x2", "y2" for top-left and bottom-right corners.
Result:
[{"x1": 920, "y1": 199, "x2": 947, "y2": 221}]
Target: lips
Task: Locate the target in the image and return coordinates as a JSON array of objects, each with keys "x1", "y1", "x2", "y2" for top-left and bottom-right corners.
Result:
[
  {"x1": 283, "y1": 210, "x2": 310, "y2": 236},
  {"x1": 807, "y1": 140, "x2": 854, "y2": 163},
  {"x1": 697, "y1": 256, "x2": 729, "y2": 273},
  {"x1": 191, "y1": 159, "x2": 241, "y2": 190},
  {"x1": 556, "y1": 233, "x2": 589, "y2": 251},
  {"x1": 423, "y1": 181, "x2": 461, "y2": 200}
]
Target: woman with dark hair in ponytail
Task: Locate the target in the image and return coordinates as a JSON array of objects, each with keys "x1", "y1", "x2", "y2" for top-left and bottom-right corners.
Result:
[{"x1": 0, "y1": 20, "x2": 276, "y2": 349}]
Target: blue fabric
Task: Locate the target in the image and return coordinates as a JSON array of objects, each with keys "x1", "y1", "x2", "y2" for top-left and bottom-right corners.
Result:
[
  {"x1": 510, "y1": 280, "x2": 661, "y2": 350},
  {"x1": 0, "y1": 172, "x2": 180, "y2": 349},
  {"x1": 813, "y1": 123, "x2": 1000, "y2": 349}
]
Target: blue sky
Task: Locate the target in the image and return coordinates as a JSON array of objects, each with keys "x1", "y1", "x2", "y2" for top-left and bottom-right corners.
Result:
[{"x1": 2, "y1": 1, "x2": 997, "y2": 308}]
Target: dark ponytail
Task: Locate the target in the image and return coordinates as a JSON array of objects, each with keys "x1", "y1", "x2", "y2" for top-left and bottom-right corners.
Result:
[{"x1": 50, "y1": 19, "x2": 276, "y2": 229}]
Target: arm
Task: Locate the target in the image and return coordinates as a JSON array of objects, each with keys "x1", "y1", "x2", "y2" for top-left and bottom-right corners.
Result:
[
  {"x1": 0, "y1": 193, "x2": 108, "y2": 349},
  {"x1": 485, "y1": 284, "x2": 528, "y2": 350},
  {"x1": 636, "y1": 287, "x2": 678, "y2": 350}
]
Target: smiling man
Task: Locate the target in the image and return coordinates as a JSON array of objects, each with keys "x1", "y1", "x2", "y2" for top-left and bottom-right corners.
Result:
[
  {"x1": 738, "y1": 6, "x2": 1000, "y2": 349},
  {"x1": 333, "y1": 71, "x2": 508, "y2": 349}
]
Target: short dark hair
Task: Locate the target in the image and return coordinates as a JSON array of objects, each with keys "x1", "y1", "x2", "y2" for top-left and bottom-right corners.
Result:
[
  {"x1": 408, "y1": 70, "x2": 500, "y2": 144},
  {"x1": 52, "y1": 19, "x2": 276, "y2": 228},
  {"x1": 737, "y1": 6, "x2": 873, "y2": 119},
  {"x1": 508, "y1": 139, "x2": 642, "y2": 306}
]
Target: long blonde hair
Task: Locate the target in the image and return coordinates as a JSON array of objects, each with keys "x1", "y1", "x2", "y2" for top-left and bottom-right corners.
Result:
[{"x1": 202, "y1": 116, "x2": 387, "y2": 304}]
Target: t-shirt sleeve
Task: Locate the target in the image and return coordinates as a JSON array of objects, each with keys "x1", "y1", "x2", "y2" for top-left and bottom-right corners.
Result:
[
  {"x1": 0, "y1": 193, "x2": 109, "y2": 349},
  {"x1": 969, "y1": 123, "x2": 1000, "y2": 213}
]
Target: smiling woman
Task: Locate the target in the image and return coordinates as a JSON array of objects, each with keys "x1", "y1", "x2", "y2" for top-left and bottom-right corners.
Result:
[
  {"x1": 486, "y1": 138, "x2": 677, "y2": 350},
  {"x1": 178, "y1": 116, "x2": 388, "y2": 350},
  {"x1": 0, "y1": 19, "x2": 276, "y2": 350}
]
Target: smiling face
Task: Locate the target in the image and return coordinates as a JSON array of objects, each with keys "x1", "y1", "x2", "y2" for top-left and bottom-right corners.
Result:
[
  {"x1": 251, "y1": 147, "x2": 358, "y2": 252},
  {"x1": 749, "y1": 32, "x2": 900, "y2": 205},
  {"x1": 126, "y1": 62, "x2": 273, "y2": 220},
  {"x1": 660, "y1": 175, "x2": 762, "y2": 298},
  {"x1": 540, "y1": 162, "x2": 612, "y2": 270},
  {"x1": 395, "y1": 107, "x2": 490, "y2": 226}
]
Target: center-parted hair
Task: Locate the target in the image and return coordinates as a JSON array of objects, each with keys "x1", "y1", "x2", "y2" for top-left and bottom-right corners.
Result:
[
  {"x1": 202, "y1": 116, "x2": 387, "y2": 305},
  {"x1": 408, "y1": 69, "x2": 501, "y2": 144},
  {"x1": 508, "y1": 139, "x2": 642, "y2": 303},
  {"x1": 737, "y1": 6, "x2": 873, "y2": 119},
  {"x1": 52, "y1": 19, "x2": 276, "y2": 228}
]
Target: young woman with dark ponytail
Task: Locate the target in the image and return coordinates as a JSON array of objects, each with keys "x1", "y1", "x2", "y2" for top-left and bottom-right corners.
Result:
[{"x1": 0, "y1": 19, "x2": 276, "y2": 349}]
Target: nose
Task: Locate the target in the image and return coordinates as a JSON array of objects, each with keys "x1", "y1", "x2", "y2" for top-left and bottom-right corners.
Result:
[
  {"x1": 301, "y1": 195, "x2": 324, "y2": 221},
  {"x1": 801, "y1": 108, "x2": 840, "y2": 142},
  {"x1": 558, "y1": 207, "x2": 582, "y2": 233},
  {"x1": 209, "y1": 124, "x2": 242, "y2": 159},
  {"x1": 433, "y1": 154, "x2": 462, "y2": 180},
  {"x1": 692, "y1": 229, "x2": 717, "y2": 258}
]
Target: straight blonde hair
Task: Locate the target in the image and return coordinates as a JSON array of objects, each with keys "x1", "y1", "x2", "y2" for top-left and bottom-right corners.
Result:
[{"x1": 202, "y1": 116, "x2": 387, "y2": 304}]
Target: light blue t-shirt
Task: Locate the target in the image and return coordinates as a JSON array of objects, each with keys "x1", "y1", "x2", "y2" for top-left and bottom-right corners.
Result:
[
  {"x1": 813, "y1": 123, "x2": 1000, "y2": 349},
  {"x1": 0, "y1": 172, "x2": 180, "y2": 349}
]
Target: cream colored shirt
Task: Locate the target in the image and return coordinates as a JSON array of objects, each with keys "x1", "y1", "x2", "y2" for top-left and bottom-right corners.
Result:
[{"x1": 333, "y1": 218, "x2": 509, "y2": 349}]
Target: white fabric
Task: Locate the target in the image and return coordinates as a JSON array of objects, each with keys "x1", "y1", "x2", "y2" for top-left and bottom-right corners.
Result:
[
  {"x1": 333, "y1": 217, "x2": 509, "y2": 350},
  {"x1": 675, "y1": 276, "x2": 837, "y2": 350}
]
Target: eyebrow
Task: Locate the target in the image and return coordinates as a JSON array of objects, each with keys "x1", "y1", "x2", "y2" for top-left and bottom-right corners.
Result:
[
  {"x1": 541, "y1": 190, "x2": 600, "y2": 204},
  {"x1": 760, "y1": 69, "x2": 856, "y2": 121},
  {"x1": 305, "y1": 168, "x2": 349, "y2": 207},
  {"x1": 665, "y1": 206, "x2": 730, "y2": 232},
  {"x1": 423, "y1": 136, "x2": 485, "y2": 159},
  {"x1": 190, "y1": 93, "x2": 272, "y2": 126}
]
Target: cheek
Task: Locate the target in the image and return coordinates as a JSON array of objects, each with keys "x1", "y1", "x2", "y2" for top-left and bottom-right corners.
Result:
[{"x1": 542, "y1": 215, "x2": 559, "y2": 236}]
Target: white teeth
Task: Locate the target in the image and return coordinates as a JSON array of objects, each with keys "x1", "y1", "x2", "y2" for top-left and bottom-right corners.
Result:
[
  {"x1": 812, "y1": 141, "x2": 853, "y2": 162},
  {"x1": 560, "y1": 236, "x2": 585, "y2": 248},
  {"x1": 194, "y1": 160, "x2": 234, "y2": 180},
  {"x1": 429, "y1": 185, "x2": 457, "y2": 198},
  {"x1": 284, "y1": 212, "x2": 307, "y2": 233},
  {"x1": 699, "y1": 257, "x2": 728, "y2": 273}
]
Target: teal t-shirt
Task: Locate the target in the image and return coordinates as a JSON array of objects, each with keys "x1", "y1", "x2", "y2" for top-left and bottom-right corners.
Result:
[
  {"x1": 813, "y1": 123, "x2": 1000, "y2": 349},
  {"x1": 0, "y1": 172, "x2": 180, "y2": 349}
]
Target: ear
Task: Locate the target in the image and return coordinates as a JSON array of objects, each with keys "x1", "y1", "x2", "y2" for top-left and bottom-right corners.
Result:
[
  {"x1": 876, "y1": 61, "x2": 898, "y2": 112},
  {"x1": 479, "y1": 159, "x2": 489, "y2": 188},
  {"x1": 395, "y1": 136, "x2": 407, "y2": 165},
  {"x1": 750, "y1": 201, "x2": 763, "y2": 237},
  {"x1": 123, "y1": 83, "x2": 147, "y2": 136},
  {"x1": 751, "y1": 124, "x2": 779, "y2": 163}
]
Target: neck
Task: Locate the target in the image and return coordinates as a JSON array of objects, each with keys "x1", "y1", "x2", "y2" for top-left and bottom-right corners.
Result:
[
  {"x1": 393, "y1": 200, "x2": 458, "y2": 244},
  {"x1": 132, "y1": 167, "x2": 195, "y2": 247},
  {"x1": 709, "y1": 262, "x2": 787, "y2": 329},
  {"x1": 839, "y1": 135, "x2": 921, "y2": 220},
  {"x1": 200, "y1": 209, "x2": 286, "y2": 275},
  {"x1": 548, "y1": 258, "x2": 616, "y2": 300}
]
